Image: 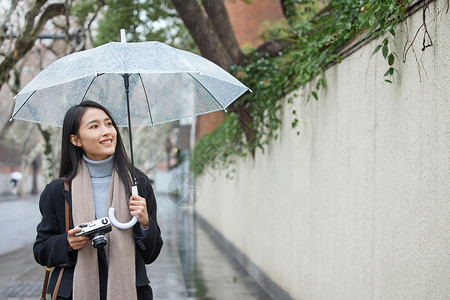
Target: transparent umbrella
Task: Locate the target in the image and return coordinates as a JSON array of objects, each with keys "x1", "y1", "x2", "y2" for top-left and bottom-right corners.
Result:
[
  {"x1": 12, "y1": 35, "x2": 249, "y2": 127},
  {"x1": 11, "y1": 30, "x2": 250, "y2": 228}
]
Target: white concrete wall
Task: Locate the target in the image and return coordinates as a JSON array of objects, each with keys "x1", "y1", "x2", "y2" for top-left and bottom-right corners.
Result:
[{"x1": 195, "y1": 1, "x2": 450, "y2": 299}]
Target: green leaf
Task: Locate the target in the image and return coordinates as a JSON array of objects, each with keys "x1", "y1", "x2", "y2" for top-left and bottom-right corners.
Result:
[
  {"x1": 382, "y1": 44, "x2": 389, "y2": 58},
  {"x1": 316, "y1": 79, "x2": 321, "y2": 90},
  {"x1": 312, "y1": 91, "x2": 318, "y2": 100},
  {"x1": 372, "y1": 44, "x2": 382, "y2": 55},
  {"x1": 388, "y1": 53, "x2": 395, "y2": 66},
  {"x1": 384, "y1": 67, "x2": 394, "y2": 77},
  {"x1": 384, "y1": 25, "x2": 393, "y2": 33}
]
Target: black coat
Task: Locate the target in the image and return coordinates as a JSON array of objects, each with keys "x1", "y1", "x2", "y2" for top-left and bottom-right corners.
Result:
[{"x1": 33, "y1": 170, "x2": 163, "y2": 298}]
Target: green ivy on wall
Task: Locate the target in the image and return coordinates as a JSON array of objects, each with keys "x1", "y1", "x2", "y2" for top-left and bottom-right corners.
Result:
[{"x1": 191, "y1": 0, "x2": 420, "y2": 177}]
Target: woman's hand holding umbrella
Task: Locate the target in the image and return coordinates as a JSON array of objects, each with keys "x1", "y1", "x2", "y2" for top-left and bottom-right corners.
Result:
[{"x1": 129, "y1": 194, "x2": 149, "y2": 229}]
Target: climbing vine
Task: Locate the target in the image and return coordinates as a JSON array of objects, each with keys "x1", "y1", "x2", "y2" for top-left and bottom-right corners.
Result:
[{"x1": 192, "y1": 0, "x2": 440, "y2": 177}]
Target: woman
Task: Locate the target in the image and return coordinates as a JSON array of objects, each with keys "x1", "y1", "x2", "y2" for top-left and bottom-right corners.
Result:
[{"x1": 34, "y1": 100, "x2": 163, "y2": 300}]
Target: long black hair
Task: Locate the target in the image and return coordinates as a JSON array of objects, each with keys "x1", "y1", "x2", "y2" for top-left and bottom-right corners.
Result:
[{"x1": 59, "y1": 100, "x2": 134, "y2": 196}]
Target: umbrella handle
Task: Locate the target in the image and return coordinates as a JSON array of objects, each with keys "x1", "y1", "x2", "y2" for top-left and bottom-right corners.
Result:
[{"x1": 108, "y1": 186, "x2": 138, "y2": 229}]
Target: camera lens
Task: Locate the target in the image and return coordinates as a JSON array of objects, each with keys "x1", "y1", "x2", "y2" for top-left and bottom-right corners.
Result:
[{"x1": 91, "y1": 234, "x2": 107, "y2": 248}]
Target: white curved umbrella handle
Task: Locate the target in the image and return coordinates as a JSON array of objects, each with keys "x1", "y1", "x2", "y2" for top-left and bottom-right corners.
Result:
[{"x1": 109, "y1": 186, "x2": 138, "y2": 229}]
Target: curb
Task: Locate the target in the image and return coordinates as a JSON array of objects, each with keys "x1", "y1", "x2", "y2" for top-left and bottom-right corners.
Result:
[{"x1": 0, "y1": 195, "x2": 37, "y2": 203}]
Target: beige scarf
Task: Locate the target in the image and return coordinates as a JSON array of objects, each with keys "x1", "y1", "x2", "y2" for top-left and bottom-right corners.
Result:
[{"x1": 72, "y1": 160, "x2": 136, "y2": 300}]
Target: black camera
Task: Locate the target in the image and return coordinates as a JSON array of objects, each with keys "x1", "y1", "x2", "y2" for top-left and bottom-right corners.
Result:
[{"x1": 75, "y1": 217, "x2": 112, "y2": 248}]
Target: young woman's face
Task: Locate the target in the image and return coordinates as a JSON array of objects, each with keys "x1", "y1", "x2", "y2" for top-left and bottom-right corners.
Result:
[{"x1": 70, "y1": 107, "x2": 117, "y2": 161}]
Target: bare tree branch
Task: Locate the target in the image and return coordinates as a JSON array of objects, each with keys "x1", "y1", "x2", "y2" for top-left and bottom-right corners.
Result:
[
  {"x1": 0, "y1": 0, "x2": 19, "y2": 48},
  {"x1": 0, "y1": 1, "x2": 66, "y2": 88},
  {"x1": 85, "y1": 4, "x2": 103, "y2": 48},
  {"x1": 32, "y1": 3, "x2": 67, "y2": 38}
]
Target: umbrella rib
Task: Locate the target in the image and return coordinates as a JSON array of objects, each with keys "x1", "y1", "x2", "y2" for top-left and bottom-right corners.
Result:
[
  {"x1": 138, "y1": 73, "x2": 154, "y2": 126},
  {"x1": 81, "y1": 73, "x2": 104, "y2": 101},
  {"x1": 10, "y1": 90, "x2": 37, "y2": 120},
  {"x1": 187, "y1": 72, "x2": 226, "y2": 112}
]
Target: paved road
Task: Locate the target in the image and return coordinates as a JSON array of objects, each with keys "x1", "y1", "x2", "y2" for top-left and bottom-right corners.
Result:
[
  {"x1": 0, "y1": 197, "x2": 40, "y2": 255},
  {"x1": 0, "y1": 197, "x2": 43, "y2": 299}
]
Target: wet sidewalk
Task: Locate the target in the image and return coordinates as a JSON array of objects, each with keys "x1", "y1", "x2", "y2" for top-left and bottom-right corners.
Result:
[{"x1": 0, "y1": 193, "x2": 272, "y2": 300}]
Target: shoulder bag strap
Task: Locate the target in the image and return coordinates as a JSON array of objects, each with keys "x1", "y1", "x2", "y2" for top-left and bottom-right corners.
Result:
[
  {"x1": 51, "y1": 181, "x2": 70, "y2": 300},
  {"x1": 40, "y1": 267, "x2": 51, "y2": 300},
  {"x1": 41, "y1": 181, "x2": 70, "y2": 300}
]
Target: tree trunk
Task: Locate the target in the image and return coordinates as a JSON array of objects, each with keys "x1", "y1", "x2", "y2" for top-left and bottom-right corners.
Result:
[
  {"x1": 31, "y1": 157, "x2": 40, "y2": 195},
  {"x1": 237, "y1": 109, "x2": 255, "y2": 151},
  {"x1": 38, "y1": 125, "x2": 58, "y2": 183},
  {"x1": 17, "y1": 137, "x2": 43, "y2": 197},
  {"x1": 201, "y1": 0, "x2": 242, "y2": 65},
  {"x1": 170, "y1": 0, "x2": 234, "y2": 69},
  {"x1": 0, "y1": 61, "x2": 23, "y2": 141}
]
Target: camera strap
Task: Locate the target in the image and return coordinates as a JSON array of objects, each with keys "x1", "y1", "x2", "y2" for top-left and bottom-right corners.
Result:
[{"x1": 40, "y1": 181, "x2": 70, "y2": 300}]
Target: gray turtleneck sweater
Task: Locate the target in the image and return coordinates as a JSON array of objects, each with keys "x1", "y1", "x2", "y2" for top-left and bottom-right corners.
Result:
[{"x1": 83, "y1": 154, "x2": 114, "y2": 219}]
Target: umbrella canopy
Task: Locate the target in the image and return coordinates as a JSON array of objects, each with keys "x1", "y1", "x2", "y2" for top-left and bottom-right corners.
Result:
[{"x1": 11, "y1": 41, "x2": 250, "y2": 127}]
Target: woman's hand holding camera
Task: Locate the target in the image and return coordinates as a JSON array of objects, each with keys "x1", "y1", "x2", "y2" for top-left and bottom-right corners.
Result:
[
  {"x1": 67, "y1": 227, "x2": 89, "y2": 250},
  {"x1": 129, "y1": 194, "x2": 149, "y2": 229}
]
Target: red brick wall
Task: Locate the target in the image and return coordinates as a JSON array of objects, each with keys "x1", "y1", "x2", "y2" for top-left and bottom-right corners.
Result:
[
  {"x1": 195, "y1": 111, "x2": 226, "y2": 140},
  {"x1": 225, "y1": 0, "x2": 285, "y2": 47}
]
